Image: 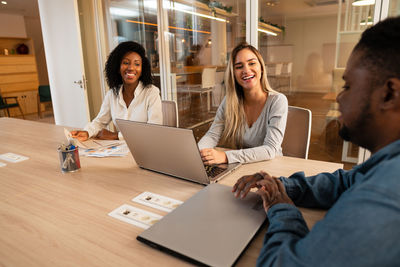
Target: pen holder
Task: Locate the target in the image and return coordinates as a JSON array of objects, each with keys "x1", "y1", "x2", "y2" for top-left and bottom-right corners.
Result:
[{"x1": 58, "y1": 147, "x2": 81, "y2": 173}]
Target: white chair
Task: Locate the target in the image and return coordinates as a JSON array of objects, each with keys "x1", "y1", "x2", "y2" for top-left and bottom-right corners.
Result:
[
  {"x1": 186, "y1": 67, "x2": 217, "y2": 111},
  {"x1": 211, "y1": 71, "x2": 225, "y2": 108},
  {"x1": 161, "y1": 100, "x2": 179, "y2": 127},
  {"x1": 282, "y1": 106, "x2": 312, "y2": 159},
  {"x1": 278, "y1": 62, "x2": 293, "y2": 93}
]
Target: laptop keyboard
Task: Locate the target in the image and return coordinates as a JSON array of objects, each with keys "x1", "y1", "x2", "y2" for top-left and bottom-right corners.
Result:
[{"x1": 204, "y1": 164, "x2": 228, "y2": 179}]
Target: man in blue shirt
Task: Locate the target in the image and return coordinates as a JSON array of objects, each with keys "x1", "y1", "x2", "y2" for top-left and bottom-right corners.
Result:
[{"x1": 232, "y1": 16, "x2": 400, "y2": 267}]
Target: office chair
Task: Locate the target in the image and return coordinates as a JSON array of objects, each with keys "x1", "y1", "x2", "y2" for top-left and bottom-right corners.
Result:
[
  {"x1": 37, "y1": 85, "x2": 52, "y2": 118},
  {"x1": 0, "y1": 92, "x2": 25, "y2": 119},
  {"x1": 161, "y1": 100, "x2": 179, "y2": 127},
  {"x1": 282, "y1": 106, "x2": 312, "y2": 159}
]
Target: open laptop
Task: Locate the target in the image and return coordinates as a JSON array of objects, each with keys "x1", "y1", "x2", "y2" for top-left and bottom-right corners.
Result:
[
  {"x1": 137, "y1": 183, "x2": 267, "y2": 266},
  {"x1": 115, "y1": 119, "x2": 241, "y2": 185}
]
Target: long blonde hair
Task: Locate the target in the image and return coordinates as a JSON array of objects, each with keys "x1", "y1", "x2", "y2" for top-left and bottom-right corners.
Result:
[{"x1": 219, "y1": 42, "x2": 274, "y2": 148}]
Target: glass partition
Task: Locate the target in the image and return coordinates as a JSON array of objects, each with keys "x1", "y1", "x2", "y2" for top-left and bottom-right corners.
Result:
[
  {"x1": 162, "y1": 0, "x2": 246, "y2": 138},
  {"x1": 388, "y1": 0, "x2": 400, "y2": 17},
  {"x1": 107, "y1": 0, "x2": 160, "y2": 79},
  {"x1": 257, "y1": 0, "x2": 376, "y2": 168},
  {"x1": 105, "y1": 0, "x2": 246, "y2": 140}
]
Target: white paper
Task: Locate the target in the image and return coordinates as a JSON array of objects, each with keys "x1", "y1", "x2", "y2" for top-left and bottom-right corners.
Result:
[
  {"x1": 64, "y1": 128, "x2": 125, "y2": 149},
  {"x1": 0, "y1": 161, "x2": 6, "y2": 167},
  {"x1": 132, "y1": 192, "x2": 183, "y2": 212},
  {"x1": 0, "y1": 153, "x2": 29, "y2": 163},
  {"x1": 108, "y1": 204, "x2": 163, "y2": 229},
  {"x1": 79, "y1": 143, "x2": 129, "y2": 157}
]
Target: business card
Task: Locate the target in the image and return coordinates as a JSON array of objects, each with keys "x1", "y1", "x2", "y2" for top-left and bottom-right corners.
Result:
[
  {"x1": 108, "y1": 204, "x2": 163, "y2": 229},
  {"x1": 132, "y1": 192, "x2": 183, "y2": 212},
  {"x1": 0, "y1": 153, "x2": 29, "y2": 163}
]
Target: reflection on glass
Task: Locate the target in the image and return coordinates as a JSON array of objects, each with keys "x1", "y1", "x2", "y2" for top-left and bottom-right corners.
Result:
[
  {"x1": 165, "y1": 0, "x2": 246, "y2": 130},
  {"x1": 108, "y1": 0, "x2": 160, "y2": 73},
  {"x1": 388, "y1": 0, "x2": 400, "y2": 17},
  {"x1": 107, "y1": 0, "x2": 247, "y2": 139},
  {"x1": 257, "y1": 0, "x2": 369, "y2": 168}
]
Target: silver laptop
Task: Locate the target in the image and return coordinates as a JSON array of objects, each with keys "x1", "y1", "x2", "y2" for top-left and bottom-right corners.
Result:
[
  {"x1": 137, "y1": 183, "x2": 267, "y2": 267},
  {"x1": 116, "y1": 119, "x2": 241, "y2": 185}
]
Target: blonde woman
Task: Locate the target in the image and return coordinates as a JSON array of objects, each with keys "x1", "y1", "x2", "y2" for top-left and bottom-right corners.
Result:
[{"x1": 198, "y1": 42, "x2": 288, "y2": 164}]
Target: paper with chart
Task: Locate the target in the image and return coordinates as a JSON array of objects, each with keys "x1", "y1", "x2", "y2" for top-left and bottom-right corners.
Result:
[{"x1": 64, "y1": 128, "x2": 128, "y2": 157}]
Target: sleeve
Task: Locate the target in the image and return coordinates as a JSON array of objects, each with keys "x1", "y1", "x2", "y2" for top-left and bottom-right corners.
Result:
[
  {"x1": 257, "y1": 169, "x2": 400, "y2": 266},
  {"x1": 280, "y1": 168, "x2": 353, "y2": 209},
  {"x1": 225, "y1": 93, "x2": 288, "y2": 163},
  {"x1": 84, "y1": 91, "x2": 113, "y2": 138},
  {"x1": 197, "y1": 98, "x2": 226, "y2": 150},
  {"x1": 146, "y1": 86, "x2": 163, "y2": 125}
]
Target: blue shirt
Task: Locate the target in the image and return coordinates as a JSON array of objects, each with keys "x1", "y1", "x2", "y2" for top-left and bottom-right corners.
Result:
[{"x1": 257, "y1": 139, "x2": 400, "y2": 267}]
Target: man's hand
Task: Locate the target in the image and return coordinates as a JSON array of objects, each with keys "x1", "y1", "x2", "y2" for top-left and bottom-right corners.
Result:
[
  {"x1": 256, "y1": 178, "x2": 294, "y2": 212},
  {"x1": 232, "y1": 171, "x2": 274, "y2": 199},
  {"x1": 200, "y1": 148, "x2": 227, "y2": 165},
  {"x1": 96, "y1": 129, "x2": 118, "y2": 140}
]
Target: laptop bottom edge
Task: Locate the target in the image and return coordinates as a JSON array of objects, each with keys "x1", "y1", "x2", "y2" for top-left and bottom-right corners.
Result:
[{"x1": 136, "y1": 236, "x2": 208, "y2": 267}]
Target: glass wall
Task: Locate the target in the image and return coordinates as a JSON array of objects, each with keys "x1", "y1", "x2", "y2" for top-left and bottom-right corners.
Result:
[
  {"x1": 257, "y1": 0, "x2": 376, "y2": 168},
  {"x1": 106, "y1": 0, "x2": 246, "y2": 140},
  {"x1": 163, "y1": 0, "x2": 246, "y2": 135},
  {"x1": 388, "y1": 0, "x2": 400, "y2": 17},
  {"x1": 103, "y1": 0, "x2": 393, "y2": 166},
  {"x1": 107, "y1": 0, "x2": 160, "y2": 78}
]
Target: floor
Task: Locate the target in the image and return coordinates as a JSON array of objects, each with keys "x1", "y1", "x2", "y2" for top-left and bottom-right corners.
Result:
[{"x1": 6, "y1": 91, "x2": 356, "y2": 170}]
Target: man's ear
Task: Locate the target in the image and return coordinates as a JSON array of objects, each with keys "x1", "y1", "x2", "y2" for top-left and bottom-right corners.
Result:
[{"x1": 381, "y1": 78, "x2": 400, "y2": 110}]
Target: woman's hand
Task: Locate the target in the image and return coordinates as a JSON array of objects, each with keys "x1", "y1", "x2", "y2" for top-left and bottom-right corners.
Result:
[
  {"x1": 200, "y1": 148, "x2": 227, "y2": 165},
  {"x1": 96, "y1": 129, "x2": 119, "y2": 140},
  {"x1": 70, "y1": 130, "x2": 89, "y2": 141}
]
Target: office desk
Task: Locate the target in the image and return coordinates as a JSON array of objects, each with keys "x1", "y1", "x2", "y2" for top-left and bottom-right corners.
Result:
[{"x1": 0, "y1": 118, "x2": 343, "y2": 266}]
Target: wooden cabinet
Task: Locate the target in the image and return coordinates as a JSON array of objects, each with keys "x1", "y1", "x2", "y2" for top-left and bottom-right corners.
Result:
[
  {"x1": 3, "y1": 90, "x2": 38, "y2": 116},
  {"x1": 0, "y1": 37, "x2": 39, "y2": 116}
]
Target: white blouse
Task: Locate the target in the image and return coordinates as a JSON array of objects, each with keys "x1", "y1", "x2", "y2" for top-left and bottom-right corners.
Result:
[{"x1": 84, "y1": 82, "x2": 163, "y2": 139}]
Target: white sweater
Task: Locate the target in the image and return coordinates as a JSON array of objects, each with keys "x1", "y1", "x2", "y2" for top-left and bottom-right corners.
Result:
[{"x1": 84, "y1": 82, "x2": 163, "y2": 139}]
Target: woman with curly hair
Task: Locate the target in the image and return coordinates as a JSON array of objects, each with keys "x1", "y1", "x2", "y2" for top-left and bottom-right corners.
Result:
[
  {"x1": 71, "y1": 41, "x2": 162, "y2": 141},
  {"x1": 198, "y1": 42, "x2": 288, "y2": 164}
]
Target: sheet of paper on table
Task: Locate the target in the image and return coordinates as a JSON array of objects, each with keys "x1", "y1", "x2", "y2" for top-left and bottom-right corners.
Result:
[{"x1": 64, "y1": 128, "x2": 129, "y2": 157}]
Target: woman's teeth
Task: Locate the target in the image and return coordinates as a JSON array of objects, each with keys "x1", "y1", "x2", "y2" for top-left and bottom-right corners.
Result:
[{"x1": 243, "y1": 75, "x2": 254, "y2": 80}]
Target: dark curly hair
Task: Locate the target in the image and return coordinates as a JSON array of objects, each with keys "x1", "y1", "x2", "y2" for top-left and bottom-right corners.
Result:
[
  {"x1": 354, "y1": 16, "x2": 400, "y2": 88},
  {"x1": 105, "y1": 41, "x2": 153, "y2": 95}
]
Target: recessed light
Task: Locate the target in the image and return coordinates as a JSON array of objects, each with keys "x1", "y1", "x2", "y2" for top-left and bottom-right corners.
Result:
[{"x1": 1, "y1": 1, "x2": 8, "y2": 5}]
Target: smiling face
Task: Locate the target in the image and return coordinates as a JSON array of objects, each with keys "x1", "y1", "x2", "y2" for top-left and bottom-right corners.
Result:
[
  {"x1": 336, "y1": 50, "x2": 379, "y2": 149},
  {"x1": 120, "y1": 52, "x2": 142, "y2": 89},
  {"x1": 233, "y1": 48, "x2": 262, "y2": 92}
]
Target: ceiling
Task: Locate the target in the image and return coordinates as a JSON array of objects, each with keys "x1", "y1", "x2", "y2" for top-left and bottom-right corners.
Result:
[
  {"x1": 0, "y1": 0, "x2": 39, "y2": 17},
  {"x1": 260, "y1": 0, "x2": 339, "y2": 19},
  {"x1": 0, "y1": 0, "x2": 339, "y2": 20}
]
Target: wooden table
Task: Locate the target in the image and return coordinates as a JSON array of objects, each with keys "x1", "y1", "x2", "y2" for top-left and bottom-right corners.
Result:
[{"x1": 0, "y1": 118, "x2": 343, "y2": 266}]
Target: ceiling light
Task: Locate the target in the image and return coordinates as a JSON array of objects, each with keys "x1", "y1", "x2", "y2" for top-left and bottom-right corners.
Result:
[
  {"x1": 352, "y1": 0, "x2": 375, "y2": 6},
  {"x1": 1, "y1": 1, "x2": 7, "y2": 4},
  {"x1": 258, "y1": 28, "x2": 278, "y2": 36},
  {"x1": 110, "y1": 7, "x2": 139, "y2": 17},
  {"x1": 266, "y1": 0, "x2": 279, "y2": 6},
  {"x1": 169, "y1": 5, "x2": 227, "y2": 22}
]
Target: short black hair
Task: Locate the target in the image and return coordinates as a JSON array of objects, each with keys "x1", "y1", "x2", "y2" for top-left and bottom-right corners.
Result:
[
  {"x1": 105, "y1": 41, "x2": 153, "y2": 95},
  {"x1": 354, "y1": 16, "x2": 400, "y2": 86}
]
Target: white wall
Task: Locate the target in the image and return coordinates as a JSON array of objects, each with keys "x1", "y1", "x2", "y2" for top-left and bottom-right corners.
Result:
[{"x1": 0, "y1": 14, "x2": 27, "y2": 37}]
